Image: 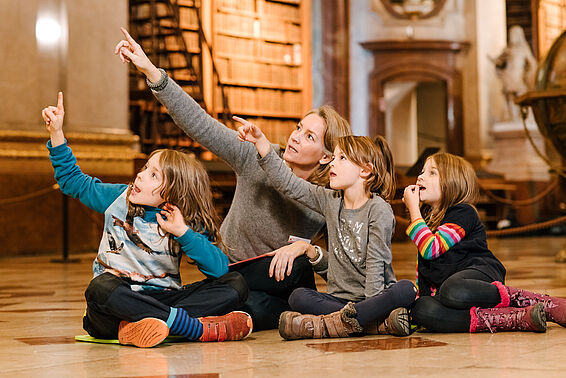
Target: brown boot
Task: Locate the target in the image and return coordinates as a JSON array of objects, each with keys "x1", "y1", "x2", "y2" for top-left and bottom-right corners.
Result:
[
  {"x1": 278, "y1": 302, "x2": 364, "y2": 340},
  {"x1": 364, "y1": 308, "x2": 410, "y2": 336},
  {"x1": 469, "y1": 303, "x2": 546, "y2": 333},
  {"x1": 493, "y1": 281, "x2": 566, "y2": 327}
]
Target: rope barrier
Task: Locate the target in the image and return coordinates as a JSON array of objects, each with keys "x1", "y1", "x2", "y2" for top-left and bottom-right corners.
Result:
[
  {"x1": 395, "y1": 213, "x2": 566, "y2": 237},
  {"x1": 0, "y1": 184, "x2": 59, "y2": 206},
  {"x1": 1, "y1": 179, "x2": 563, "y2": 239},
  {"x1": 485, "y1": 215, "x2": 566, "y2": 237},
  {"x1": 480, "y1": 177, "x2": 559, "y2": 206}
]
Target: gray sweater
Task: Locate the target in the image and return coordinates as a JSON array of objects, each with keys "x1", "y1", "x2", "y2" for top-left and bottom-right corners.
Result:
[
  {"x1": 259, "y1": 149, "x2": 397, "y2": 301},
  {"x1": 149, "y1": 72, "x2": 325, "y2": 262}
]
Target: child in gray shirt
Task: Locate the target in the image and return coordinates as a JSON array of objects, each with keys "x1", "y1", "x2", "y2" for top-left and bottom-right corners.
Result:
[{"x1": 237, "y1": 119, "x2": 417, "y2": 340}]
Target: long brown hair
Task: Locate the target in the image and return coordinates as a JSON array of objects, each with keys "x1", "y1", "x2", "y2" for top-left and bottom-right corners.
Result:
[
  {"x1": 421, "y1": 152, "x2": 480, "y2": 231},
  {"x1": 337, "y1": 135, "x2": 396, "y2": 201},
  {"x1": 127, "y1": 149, "x2": 227, "y2": 253},
  {"x1": 281, "y1": 105, "x2": 352, "y2": 186}
]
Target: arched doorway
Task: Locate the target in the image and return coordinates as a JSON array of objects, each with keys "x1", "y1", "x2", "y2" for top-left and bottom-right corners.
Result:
[{"x1": 361, "y1": 40, "x2": 468, "y2": 162}]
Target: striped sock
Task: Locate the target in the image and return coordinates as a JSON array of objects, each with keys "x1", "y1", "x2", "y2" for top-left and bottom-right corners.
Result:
[{"x1": 166, "y1": 308, "x2": 203, "y2": 340}]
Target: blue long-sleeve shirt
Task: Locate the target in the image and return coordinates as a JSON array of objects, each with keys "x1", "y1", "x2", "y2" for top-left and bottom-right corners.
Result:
[{"x1": 48, "y1": 140, "x2": 228, "y2": 288}]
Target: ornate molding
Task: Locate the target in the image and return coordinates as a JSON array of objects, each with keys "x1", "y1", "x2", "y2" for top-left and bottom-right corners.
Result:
[{"x1": 376, "y1": 0, "x2": 447, "y2": 20}]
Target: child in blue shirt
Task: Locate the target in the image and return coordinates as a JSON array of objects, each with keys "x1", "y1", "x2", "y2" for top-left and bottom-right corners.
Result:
[{"x1": 42, "y1": 92, "x2": 253, "y2": 347}]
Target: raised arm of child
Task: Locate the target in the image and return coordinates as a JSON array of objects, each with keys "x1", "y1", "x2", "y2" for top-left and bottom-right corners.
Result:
[
  {"x1": 235, "y1": 116, "x2": 330, "y2": 213},
  {"x1": 41, "y1": 93, "x2": 126, "y2": 213},
  {"x1": 234, "y1": 116, "x2": 272, "y2": 157}
]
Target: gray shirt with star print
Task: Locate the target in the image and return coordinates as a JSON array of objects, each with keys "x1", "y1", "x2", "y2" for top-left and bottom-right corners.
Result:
[{"x1": 258, "y1": 149, "x2": 397, "y2": 301}]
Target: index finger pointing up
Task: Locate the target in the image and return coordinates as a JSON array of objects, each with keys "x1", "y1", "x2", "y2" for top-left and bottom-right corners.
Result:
[
  {"x1": 57, "y1": 92, "x2": 64, "y2": 110},
  {"x1": 120, "y1": 27, "x2": 135, "y2": 44},
  {"x1": 232, "y1": 116, "x2": 249, "y2": 126}
]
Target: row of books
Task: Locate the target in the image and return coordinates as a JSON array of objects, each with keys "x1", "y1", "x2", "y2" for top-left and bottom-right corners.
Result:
[
  {"x1": 215, "y1": 86, "x2": 303, "y2": 115},
  {"x1": 217, "y1": 0, "x2": 301, "y2": 20},
  {"x1": 215, "y1": 13, "x2": 301, "y2": 42},
  {"x1": 215, "y1": 35, "x2": 302, "y2": 65},
  {"x1": 215, "y1": 58, "x2": 302, "y2": 87},
  {"x1": 132, "y1": 3, "x2": 198, "y2": 28}
]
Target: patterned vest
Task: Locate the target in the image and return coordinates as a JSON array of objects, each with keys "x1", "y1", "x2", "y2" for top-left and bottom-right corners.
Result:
[{"x1": 93, "y1": 190, "x2": 181, "y2": 291}]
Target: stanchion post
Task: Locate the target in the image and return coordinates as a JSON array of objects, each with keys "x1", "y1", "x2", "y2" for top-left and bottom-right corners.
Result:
[{"x1": 51, "y1": 192, "x2": 80, "y2": 263}]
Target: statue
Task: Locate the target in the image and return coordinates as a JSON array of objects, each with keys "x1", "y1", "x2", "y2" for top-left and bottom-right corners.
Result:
[{"x1": 494, "y1": 26, "x2": 537, "y2": 120}]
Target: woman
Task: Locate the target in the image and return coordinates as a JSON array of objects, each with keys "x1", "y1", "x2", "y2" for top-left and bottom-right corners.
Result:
[{"x1": 115, "y1": 28, "x2": 352, "y2": 330}]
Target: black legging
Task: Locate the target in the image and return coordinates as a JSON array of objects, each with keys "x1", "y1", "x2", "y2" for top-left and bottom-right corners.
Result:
[
  {"x1": 83, "y1": 271, "x2": 247, "y2": 339},
  {"x1": 411, "y1": 269, "x2": 503, "y2": 332},
  {"x1": 288, "y1": 279, "x2": 417, "y2": 326}
]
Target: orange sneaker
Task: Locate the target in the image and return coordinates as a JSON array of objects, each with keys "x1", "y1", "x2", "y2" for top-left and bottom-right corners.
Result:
[
  {"x1": 118, "y1": 318, "x2": 169, "y2": 348},
  {"x1": 199, "y1": 311, "x2": 253, "y2": 342}
]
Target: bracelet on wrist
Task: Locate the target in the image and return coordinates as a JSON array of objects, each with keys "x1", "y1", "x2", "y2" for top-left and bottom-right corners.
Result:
[{"x1": 309, "y1": 245, "x2": 323, "y2": 265}]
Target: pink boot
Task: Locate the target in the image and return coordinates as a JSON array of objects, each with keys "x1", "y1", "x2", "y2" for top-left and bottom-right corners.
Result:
[
  {"x1": 493, "y1": 281, "x2": 566, "y2": 327},
  {"x1": 469, "y1": 303, "x2": 546, "y2": 333}
]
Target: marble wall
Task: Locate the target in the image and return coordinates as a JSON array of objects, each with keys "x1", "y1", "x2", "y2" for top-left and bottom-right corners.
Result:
[
  {"x1": 347, "y1": 0, "x2": 507, "y2": 162},
  {"x1": 0, "y1": 0, "x2": 129, "y2": 134},
  {"x1": 0, "y1": 0, "x2": 138, "y2": 256}
]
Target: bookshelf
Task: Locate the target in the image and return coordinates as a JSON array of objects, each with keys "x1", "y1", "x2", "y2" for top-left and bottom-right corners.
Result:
[
  {"x1": 129, "y1": 0, "x2": 207, "y2": 153},
  {"x1": 128, "y1": 0, "x2": 311, "y2": 149},
  {"x1": 211, "y1": 0, "x2": 311, "y2": 144}
]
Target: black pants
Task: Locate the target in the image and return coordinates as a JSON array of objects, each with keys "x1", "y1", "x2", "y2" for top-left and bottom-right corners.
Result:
[
  {"x1": 83, "y1": 271, "x2": 248, "y2": 339},
  {"x1": 232, "y1": 255, "x2": 316, "y2": 331},
  {"x1": 288, "y1": 280, "x2": 417, "y2": 326},
  {"x1": 411, "y1": 269, "x2": 503, "y2": 332}
]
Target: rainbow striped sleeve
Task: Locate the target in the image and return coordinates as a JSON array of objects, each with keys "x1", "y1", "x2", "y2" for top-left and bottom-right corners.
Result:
[{"x1": 406, "y1": 218, "x2": 465, "y2": 260}]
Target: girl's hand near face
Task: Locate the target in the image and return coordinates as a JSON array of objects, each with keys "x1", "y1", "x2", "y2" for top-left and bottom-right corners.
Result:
[
  {"x1": 156, "y1": 203, "x2": 189, "y2": 237},
  {"x1": 41, "y1": 92, "x2": 65, "y2": 147},
  {"x1": 234, "y1": 116, "x2": 271, "y2": 157},
  {"x1": 403, "y1": 185, "x2": 423, "y2": 221},
  {"x1": 115, "y1": 27, "x2": 162, "y2": 84}
]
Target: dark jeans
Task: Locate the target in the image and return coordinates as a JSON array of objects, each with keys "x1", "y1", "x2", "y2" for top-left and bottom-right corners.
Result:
[
  {"x1": 288, "y1": 279, "x2": 417, "y2": 326},
  {"x1": 411, "y1": 269, "x2": 503, "y2": 332},
  {"x1": 83, "y1": 271, "x2": 248, "y2": 339},
  {"x1": 232, "y1": 255, "x2": 316, "y2": 331}
]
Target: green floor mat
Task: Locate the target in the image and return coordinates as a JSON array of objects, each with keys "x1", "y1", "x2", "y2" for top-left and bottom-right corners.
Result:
[{"x1": 75, "y1": 334, "x2": 185, "y2": 344}]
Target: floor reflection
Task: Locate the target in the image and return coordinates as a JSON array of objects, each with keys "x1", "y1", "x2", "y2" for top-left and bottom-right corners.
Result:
[{"x1": 306, "y1": 336, "x2": 447, "y2": 352}]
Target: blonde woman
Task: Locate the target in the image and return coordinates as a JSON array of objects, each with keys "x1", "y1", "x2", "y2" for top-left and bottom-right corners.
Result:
[
  {"x1": 116, "y1": 28, "x2": 352, "y2": 330},
  {"x1": 42, "y1": 93, "x2": 252, "y2": 347}
]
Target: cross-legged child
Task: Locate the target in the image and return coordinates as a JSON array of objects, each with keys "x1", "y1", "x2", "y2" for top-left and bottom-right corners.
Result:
[
  {"x1": 237, "y1": 118, "x2": 417, "y2": 339},
  {"x1": 404, "y1": 152, "x2": 566, "y2": 333},
  {"x1": 41, "y1": 93, "x2": 253, "y2": 347}
]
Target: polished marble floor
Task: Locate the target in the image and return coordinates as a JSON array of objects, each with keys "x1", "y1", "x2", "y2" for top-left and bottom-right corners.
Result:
[{"x1": 2, "y1": 236, "x2": 566, "y2": 377}]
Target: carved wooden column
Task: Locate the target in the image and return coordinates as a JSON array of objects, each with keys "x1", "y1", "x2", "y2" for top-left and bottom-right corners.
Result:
[
  {"x1": 361, "y1": 40, "x2": 468, "y2": 155},
  {"x1": 321, "y1": 0, "x2": 350, "y2": 120}
]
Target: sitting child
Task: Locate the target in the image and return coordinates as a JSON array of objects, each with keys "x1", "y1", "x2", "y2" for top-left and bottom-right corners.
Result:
[
  {"x1": 42, "y1": 92, "x2": 252, "y2": 347},
  {"x1": 237, "y1": 117, "x2": 417, "y2": 339},
  {"x1": 404, "y1": 152, "x2": 566, "y2": 333}
]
